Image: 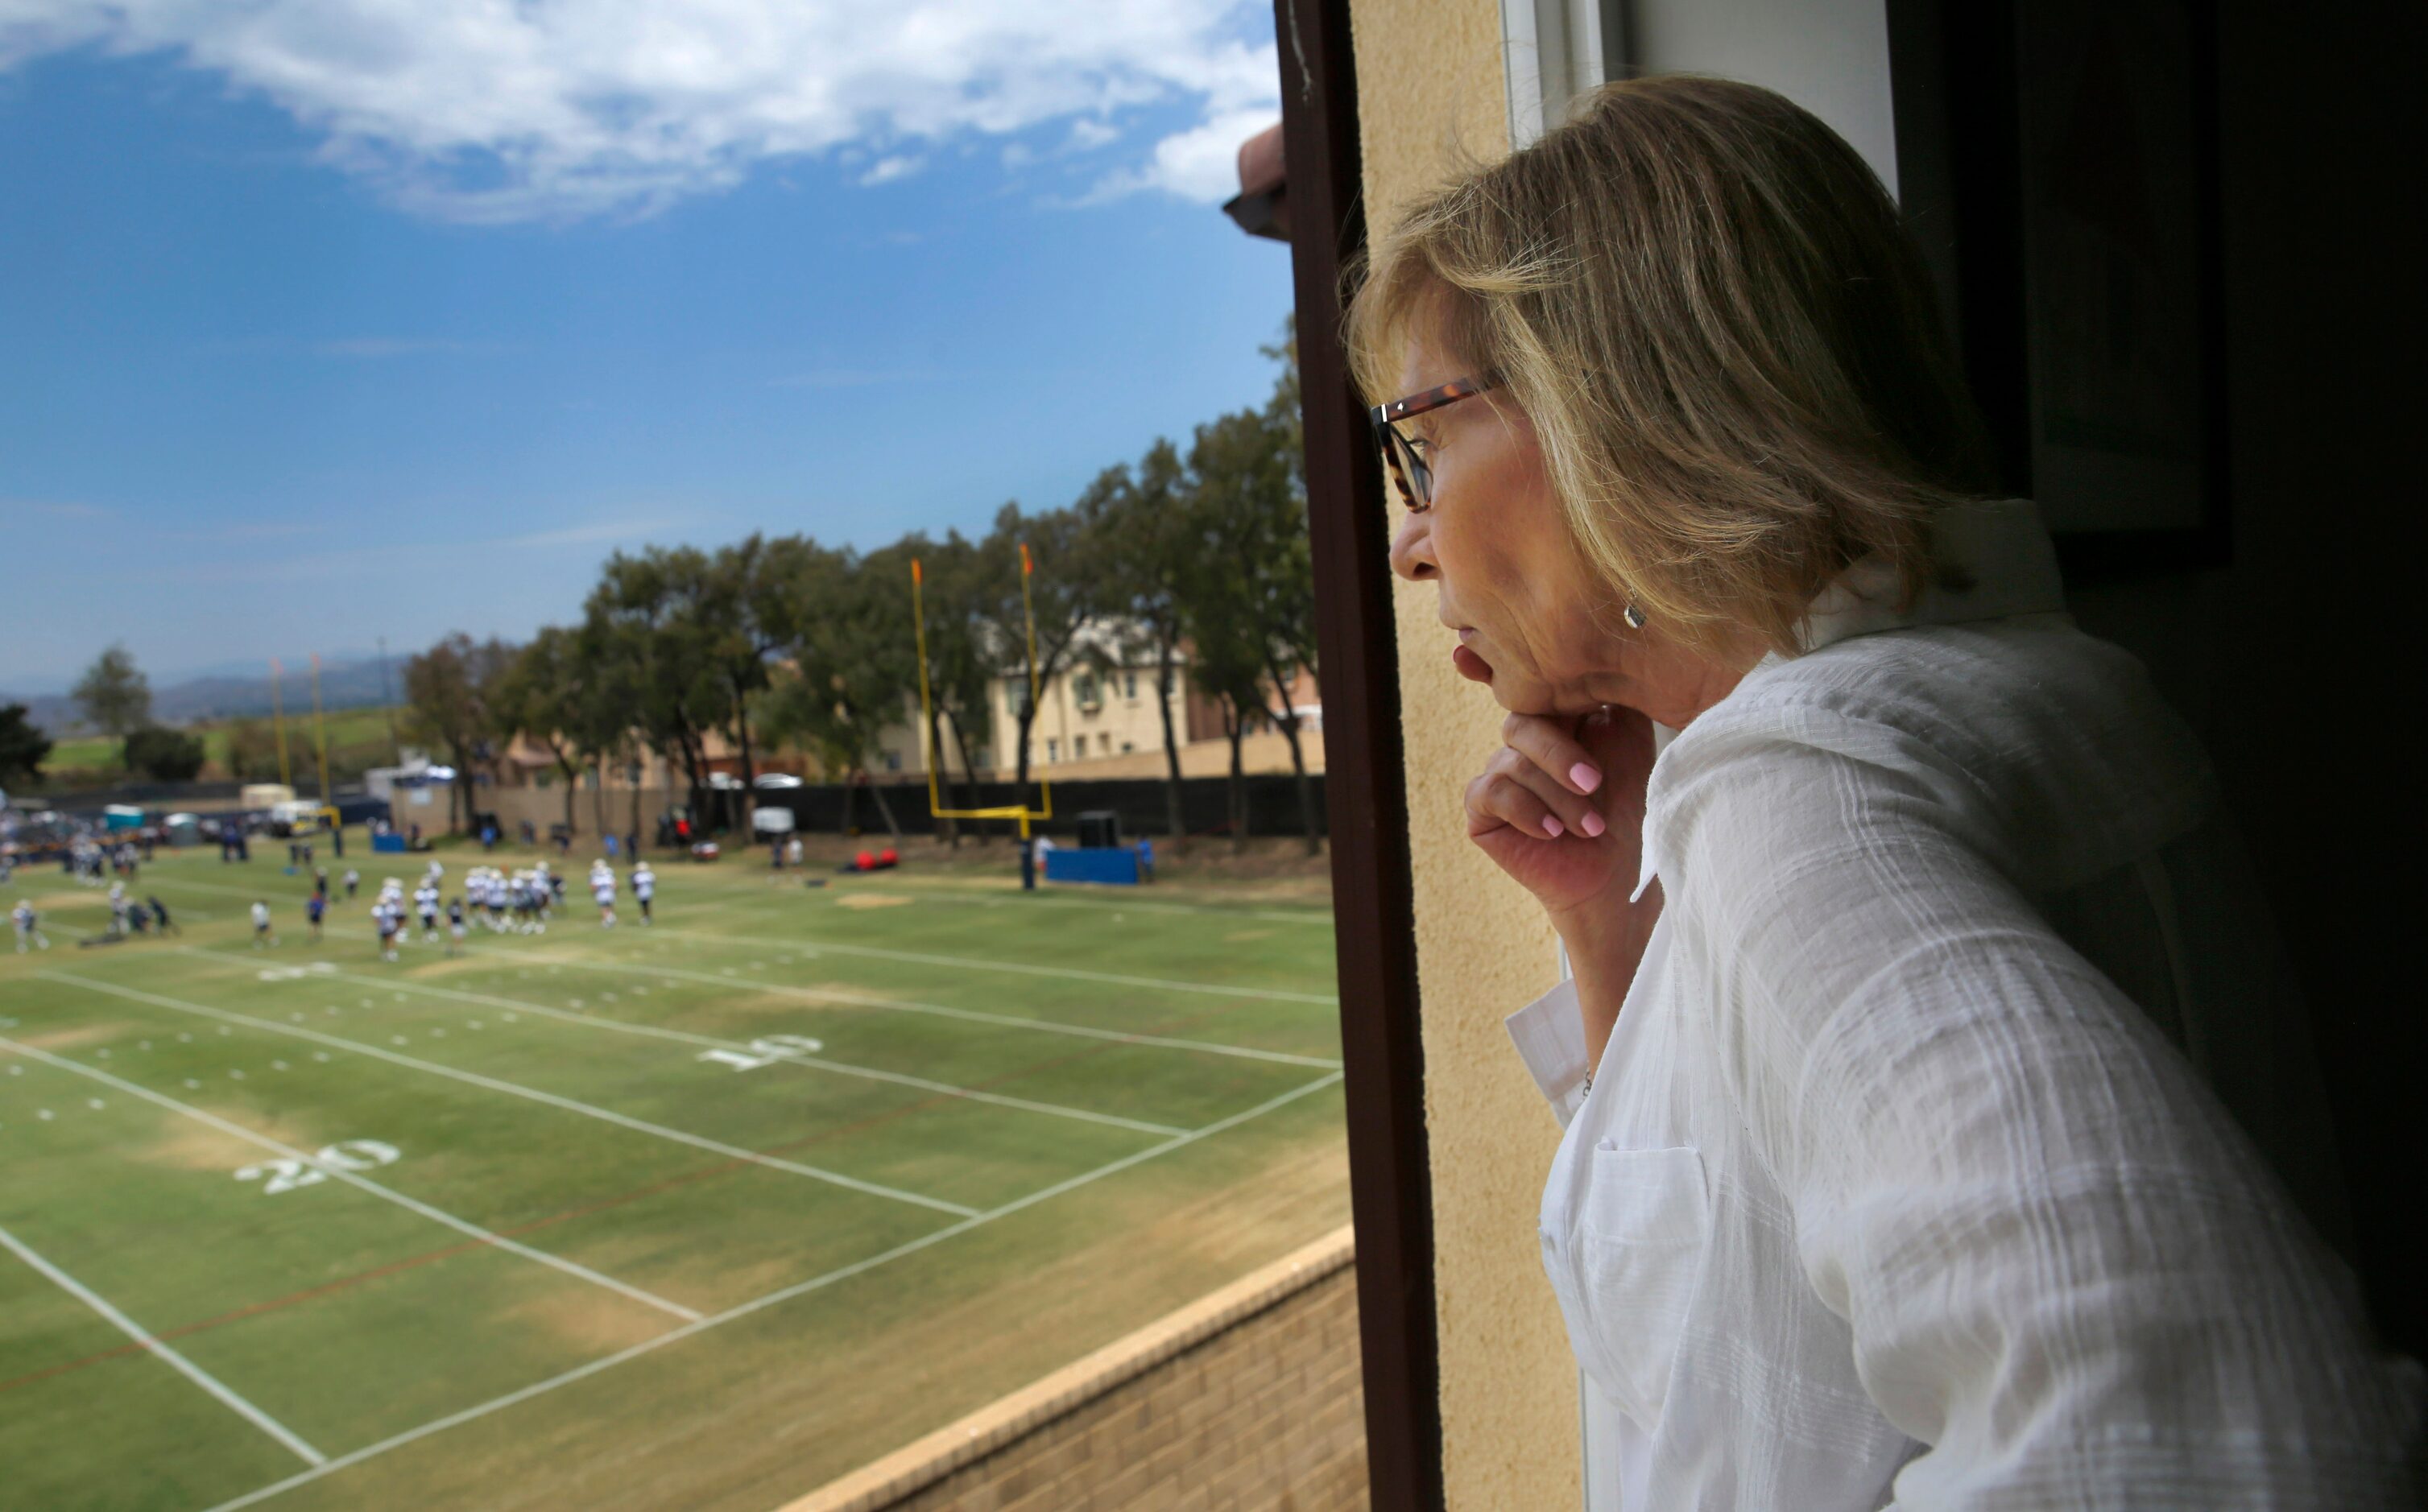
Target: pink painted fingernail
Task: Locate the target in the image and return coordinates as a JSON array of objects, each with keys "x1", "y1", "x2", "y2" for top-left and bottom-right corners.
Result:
[
  {"x1": 1570, "y1": 762, "x2": 1602, "y2": 794},
  {"x1": 1541, "y1": 816, "x2": 1564, "y2": 838},
  {"x1": 1581, "y1": 811, "x2": 1607, "y2": 838}
]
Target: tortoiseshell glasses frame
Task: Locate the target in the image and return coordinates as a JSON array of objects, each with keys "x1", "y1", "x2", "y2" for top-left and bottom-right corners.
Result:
[{"x1": 1369, "y1": 376, "x2": 1492, "y2": 512}]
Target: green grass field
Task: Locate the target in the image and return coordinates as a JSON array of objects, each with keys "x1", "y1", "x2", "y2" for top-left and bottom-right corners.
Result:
[{"x1": 0, "y1": 838, "x2": 1348, "y2": 1511}]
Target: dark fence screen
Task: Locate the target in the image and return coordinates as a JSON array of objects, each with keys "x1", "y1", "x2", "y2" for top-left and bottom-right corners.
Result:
[{"x1": 754, "y1": 773, "x2": 1326, "y2": 842}]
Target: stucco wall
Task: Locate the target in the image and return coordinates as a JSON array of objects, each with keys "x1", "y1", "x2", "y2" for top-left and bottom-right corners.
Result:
[
  {"x1": 1620, "y1": 0, "x2": 1899, "y2": 192},
  {"x1": 1346, "y1": 2, "x2": 1582, "y2": 1506}
]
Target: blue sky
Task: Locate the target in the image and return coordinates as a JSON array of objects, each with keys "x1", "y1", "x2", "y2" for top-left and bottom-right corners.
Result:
[{"x1": 0, "y1": 3, "x2": 1291, "y2": 694}]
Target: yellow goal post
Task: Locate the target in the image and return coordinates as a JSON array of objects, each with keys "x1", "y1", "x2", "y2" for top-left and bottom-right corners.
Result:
[{"x1": 911, "y1": 546, "x2": 1052, "y2": 840}]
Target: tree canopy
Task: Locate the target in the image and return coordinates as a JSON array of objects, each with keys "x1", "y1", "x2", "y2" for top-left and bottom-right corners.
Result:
[
  {"x1": 0, "y1": 703, "x2": 52, "y2": 786},
  {"x1": 394, "y1": 324, "x2": 1319, "y2": 845},
  {"x1": 124, "y1": 725, "x2": 206, "y2": 783},
  {"x1": 401, "y1": 633, "x2": 513, "y2": 831},
  {"x1": 72, "y1": 644, "x2": 152, "y2": 763}
]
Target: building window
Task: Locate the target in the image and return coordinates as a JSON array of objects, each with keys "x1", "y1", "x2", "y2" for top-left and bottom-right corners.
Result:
[
  {"x1": 1121, "y1": 740, "x2": 1135, "y2": 754},
  {"x1": 1046, "y1": 737, "x2": 1059, "y2": 762},
  {"x1": 882, "y1": 750, "x2": 901, "y2": 772},
  {"x1": 1008, "y1": 675, "x2": 1032, "y2": 718},
  {"x1": 1074, "y1": 671, "x2": 1101, "y2": 711},
  {"x1": 1073, "y1": 735, "x2": 1087, "y2": 758}
]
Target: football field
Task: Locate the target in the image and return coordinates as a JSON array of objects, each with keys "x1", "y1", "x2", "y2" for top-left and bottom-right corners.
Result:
[{"x1": 0, "y1": 841, "x2": 1349, "y2": 1511}]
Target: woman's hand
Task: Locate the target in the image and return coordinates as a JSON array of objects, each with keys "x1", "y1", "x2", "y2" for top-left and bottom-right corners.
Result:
[
  {"x1": 1469, "y1": 704, "x2": 1665, "y2": 1068},
  {"x1": 1465, "y1": 704, "x2": 1660, "y2": 951}
]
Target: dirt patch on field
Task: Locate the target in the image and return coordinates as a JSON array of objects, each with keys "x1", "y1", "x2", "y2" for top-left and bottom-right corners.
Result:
[
  {"x1": 591, "y1": 1112, "x2": 1349, "y2": 1512},
  {"x1": 140, "y1": 1112, "x2": 320, "y2": 1172},
  {"x1": 693, "y1": 988, "x2": 896, "y2": 1020},
  {"x1": 833, "y1": 893, "x2": 914, "y2": 911},
  {"x1": 25, "y1": 891, "x2": 106, "y2": 915},
  {"x1": 400, "y1": 956, "x2": 525, "y2": 982},
  {"x1": 16, "y1": 1020, "x2": 137, "y2": 1052},
  {"x1": 507, "y1": 1287, "x2": 680, "y2": 1356}
]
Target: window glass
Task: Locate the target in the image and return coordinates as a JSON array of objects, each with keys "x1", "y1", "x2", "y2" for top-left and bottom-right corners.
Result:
[{"x1": 0, "y1": 11, "x2": 1350, "y2": 1508}]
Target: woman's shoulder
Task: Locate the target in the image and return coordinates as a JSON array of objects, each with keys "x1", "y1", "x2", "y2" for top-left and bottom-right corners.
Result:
[{"x1": 1651, "y1": 616, "x2": 2216, "y2": 895}]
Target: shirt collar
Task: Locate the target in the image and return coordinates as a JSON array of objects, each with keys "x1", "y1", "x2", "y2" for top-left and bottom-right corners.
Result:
[
  {"x1": 1638, "y1": 499, "x2": 2067, "y2": 904},
  {"x1": 1789, "y1": 497, "x2": 2067, "y2": 658}
]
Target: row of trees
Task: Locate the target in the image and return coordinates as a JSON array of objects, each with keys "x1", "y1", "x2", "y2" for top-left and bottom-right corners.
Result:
[
  {"x1": 402, "y1": 328, "x2": 1322, "y2": 850},
  {"x1": 56, "y1": 644, "x2": 209, "y2": 782},
  {"x1": 21, "y1": 642, "x2": 383, "y2": 787}
]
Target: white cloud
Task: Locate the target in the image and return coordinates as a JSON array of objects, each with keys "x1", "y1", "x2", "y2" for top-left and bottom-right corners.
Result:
[
  {"x1": 767, "y1": 368, "x2": 934, "y2": 389},
  {"x1": 494, "y1": 517, "x2": 703, "y2": 550},
  {"x1": 147, "y1": 514, "x2": 709, "y2": 584},
  {"x1": 0, "y1": 2, "x2": 1280, "y2": 221},
  {"x1": 2, "y1": 498, "x2": 112, "y2": 518},
  {"x1": 1093, "y1": 105, "x2": 1283, "y2": 203},
  {"x1": 859, "y1": 155, "x2": 922, "y2": 187},
  {"x1": 160, "y1": 518, "x2": 328, "y2": 543},
  {"x1": 311, "y1": 337, "x2": 514, "y2": 357}
]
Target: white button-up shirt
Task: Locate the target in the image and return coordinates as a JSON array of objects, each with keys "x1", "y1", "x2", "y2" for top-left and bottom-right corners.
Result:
[{"x1": 1506, "y1": 500, "x2": 2422, "y2": 1508}]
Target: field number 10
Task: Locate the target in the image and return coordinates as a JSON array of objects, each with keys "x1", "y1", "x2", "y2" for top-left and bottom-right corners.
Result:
[
  {"x1": 235, "y1": 1140, "x2": 403, "y2": 1194},
  {"x1": 697, "y1": 1035, "x2": 825, "y2": 1072}
]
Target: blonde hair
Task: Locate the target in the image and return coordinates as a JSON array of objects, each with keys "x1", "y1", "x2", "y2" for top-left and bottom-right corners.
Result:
[{"x1": 1348, "y1": 75, "x2": 1994, "y2": 657}]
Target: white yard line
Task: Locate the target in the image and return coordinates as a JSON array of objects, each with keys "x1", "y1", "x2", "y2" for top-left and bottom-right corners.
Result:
[
  {"x1": 143, "y1": 863, "x2": 1331, "y2": 927},
  {"x1": 784, "y1": 881, "x2": 1336, "y2": 927},
  {"x1": 35, "y1": 973, "x2": 977, "y2": 1219},
  {"x1": 0, "y1": 1221, "x2": 328, "y2": 1467},
  {"x1": 198, "y1": 1069, "x2": 1345, "y2": 1512},
  {"x1": 139, "y1": 874, "x2": 1340, "y2": 1063},
  {"x1": 647, "y1": 923, "x2": 1338, "y2": 1005},
  {"x1": 176, "y1": 948, "x2": 1185, "y2": 1139},
  {"x1": 462, "y1": 942, "x2": 1342, "y2": 1071},
  {"x1": 0, "y1": 1036, "x2": 701, "y2": 1322}
]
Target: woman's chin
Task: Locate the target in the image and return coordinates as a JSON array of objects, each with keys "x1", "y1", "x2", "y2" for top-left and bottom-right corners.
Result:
[{"x1": 1454, "y1": 641, "x2": 1570, "y2": 716}]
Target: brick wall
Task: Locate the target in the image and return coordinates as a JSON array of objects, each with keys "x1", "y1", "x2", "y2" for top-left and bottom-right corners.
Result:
[{"x1": 782, "y1": 1227, "x2": 1367, "y2": 1512}]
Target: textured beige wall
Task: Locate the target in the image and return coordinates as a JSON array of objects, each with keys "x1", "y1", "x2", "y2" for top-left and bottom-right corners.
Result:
[
  {"x1": 1346, "y1": 2, "x2": 1582, "y2": 1506},
  {"x1": 784, "y1": 1229, "x2": 1366, "y2": 1512}
]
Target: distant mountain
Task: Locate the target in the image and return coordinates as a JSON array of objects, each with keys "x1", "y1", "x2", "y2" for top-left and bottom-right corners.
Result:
[
  {"x1": 2, "y1": 657, "x2": 402, "y2": 735},
  {"x1": 3, "y1": 692, "x2": 77, "y2": 734}
]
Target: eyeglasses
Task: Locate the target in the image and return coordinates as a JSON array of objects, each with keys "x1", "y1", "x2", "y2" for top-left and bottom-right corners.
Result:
[{"x1": 1370, "y1": 376, "x2": 1491, "y2": 511}]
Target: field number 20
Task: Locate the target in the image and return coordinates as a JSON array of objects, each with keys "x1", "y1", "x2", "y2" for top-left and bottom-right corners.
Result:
[{"x1": 235, "y1": 1140, "x2": 402, "y2": 1195}]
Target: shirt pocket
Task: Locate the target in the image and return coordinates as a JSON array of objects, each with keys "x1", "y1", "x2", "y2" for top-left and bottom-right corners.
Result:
[{"x1": 1575, "y1": 1142, "x2": 1710, "y2": 1424}]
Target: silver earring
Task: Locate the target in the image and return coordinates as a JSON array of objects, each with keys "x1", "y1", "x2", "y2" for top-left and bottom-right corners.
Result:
[{"x1": 1622, "y1": 602, "x2": 1646, "y2": 630}]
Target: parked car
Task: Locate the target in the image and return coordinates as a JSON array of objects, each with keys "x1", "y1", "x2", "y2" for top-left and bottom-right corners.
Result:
[{"x1": 753, "y1": 773, "x2": 805, "y2": 790}]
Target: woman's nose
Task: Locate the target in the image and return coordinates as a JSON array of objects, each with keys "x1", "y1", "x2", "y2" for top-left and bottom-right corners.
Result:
[{"x1": 1388, "y1": 509, "x2": 1437, "y2": 581}]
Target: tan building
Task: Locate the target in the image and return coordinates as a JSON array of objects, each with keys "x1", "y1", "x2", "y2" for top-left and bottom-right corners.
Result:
[
  {"x1": 889, "y1": 625, "x2": 1323, "y2": 783},
  {"x1": 481, "y1": 634, "x2": 1322, "y2": 801}
]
